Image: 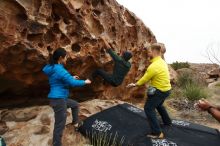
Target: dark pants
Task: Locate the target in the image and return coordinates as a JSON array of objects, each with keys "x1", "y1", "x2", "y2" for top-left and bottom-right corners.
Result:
[
  {"x1": 49, "y1": 98, "x2": 79, "y2": 146},
  {"x1": 92, "y1": 69, "x2": 117, "y2": 86},
  {"x1": 144, "y1": 90, "x2": 171, "y2": 135}
]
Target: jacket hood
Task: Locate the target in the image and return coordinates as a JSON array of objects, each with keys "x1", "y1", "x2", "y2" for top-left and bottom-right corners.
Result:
[
  {"x1": 122, "y1": 51, "x2": 132, "y2": 61},
  {"x1": 42, "y1": 64, "x2": 55, "y2": 76}
]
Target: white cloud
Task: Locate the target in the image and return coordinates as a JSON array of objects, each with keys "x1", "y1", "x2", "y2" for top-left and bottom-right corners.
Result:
[{"x1": 116, "y1": 0, "x2": 220, "y2": 63}]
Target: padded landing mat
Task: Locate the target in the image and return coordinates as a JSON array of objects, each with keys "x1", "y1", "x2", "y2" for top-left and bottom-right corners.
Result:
[{"x1": 79, "y1": 103, "x2": 220, "y2": 146}]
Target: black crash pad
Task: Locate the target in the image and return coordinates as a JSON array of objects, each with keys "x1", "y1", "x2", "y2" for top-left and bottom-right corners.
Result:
[{"x1": 79, "y1": 103, "x2": 220, "y2": 146}]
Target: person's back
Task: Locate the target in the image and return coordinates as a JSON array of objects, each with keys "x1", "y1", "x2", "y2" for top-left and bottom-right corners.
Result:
[
  {"x1": 92, "y1": 47, "x2": 132, "y2": 87},
  {"x1": 43, "y1": 64, "x2": 85, "y2": 98},
  {"x1": 148, "y1": 57, "x2": 171, "y2": 92},
  {"x1": 112, "y1": 55, "x2": 131, "y2": 86},
  {"x1": 42, "y1": 48, "x2": 91, "y2": 146}
]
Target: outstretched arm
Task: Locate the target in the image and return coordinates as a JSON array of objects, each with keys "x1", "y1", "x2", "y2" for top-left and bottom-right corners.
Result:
[
  {"x1": 58, "y1": 67, "x2": 91, "y2": 87},
  {"x1": 127, "y1": 66, "x2": 156, "y2": 88},
  {"x1": 208, "y1": 107, "x2": 220, "y2": 123},
  {"x1": 101, "y1": 36, "x2": 121, "y2": 61},
  {"x1": 106, "y1": 48, "x2": 121, "y2": 61},
  {"x1": 136, "y1": 66, "x2": 156, "y2": 86},
  {"x1": 197, "y1": 99, "x2": 220, "y2": 123}
]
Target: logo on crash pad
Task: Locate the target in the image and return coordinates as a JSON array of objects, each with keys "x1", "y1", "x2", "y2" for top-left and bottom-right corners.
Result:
[
  {"x1": 152, "y1": 139, "x2": 177, "y2": 146},
  {"x1": 92, "y1": 119, "x2": 112, "y2": 132},
  {"x1": 127, "y1": 106, "x2": 142, "y2": 113},
  {"x1": 172, "y1": 120, "x2": 190, "y2": 127}
]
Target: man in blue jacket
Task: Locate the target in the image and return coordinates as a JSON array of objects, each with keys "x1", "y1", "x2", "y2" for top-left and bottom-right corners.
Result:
[{"x1": 43, "y1": 48, "x2": 91, "y2": 146}]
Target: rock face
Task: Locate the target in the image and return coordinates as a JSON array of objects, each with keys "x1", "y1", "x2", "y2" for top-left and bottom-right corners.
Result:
[
  {"x1": 0, "y1": 99, "x2": 124, "y2": 146},
  {"x1": 189, "y1": 63, "x2": 220, "y2": 84},
  {"x1": 0, "y1": 0, "x2": 156, "y2": 108}
]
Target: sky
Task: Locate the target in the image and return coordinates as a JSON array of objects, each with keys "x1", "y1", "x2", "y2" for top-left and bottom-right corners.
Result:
[{"x1": 116, "y1": 0, "x2": 220, "y2": 63}]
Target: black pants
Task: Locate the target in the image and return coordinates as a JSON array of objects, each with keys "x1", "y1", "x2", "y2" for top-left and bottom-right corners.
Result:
[
  {"x1": 144, "y1": 90, "x2": 172, "y2": 134},
  {"x1": 49, "y1": 98, "x2": 79, "y2": 146},
  {"x1": 92, "y1": 69, "x2": 117, "y2": 86}
]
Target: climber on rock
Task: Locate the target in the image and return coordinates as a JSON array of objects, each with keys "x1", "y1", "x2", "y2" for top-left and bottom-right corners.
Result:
[
  {"x1": 92, "y1": 37, "x2": 132, "y2": 87},
  {"x1": 127, "y1": 43, "x2": 172, "y2": 139},
  {"x1": 42, "y1": 48, "x2": 91, "y2": 146}
]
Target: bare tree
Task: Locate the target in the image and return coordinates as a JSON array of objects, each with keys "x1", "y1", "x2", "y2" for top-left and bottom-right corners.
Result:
[{"x1": 204, "y1": 42, "x2": 220, "y2": 65}]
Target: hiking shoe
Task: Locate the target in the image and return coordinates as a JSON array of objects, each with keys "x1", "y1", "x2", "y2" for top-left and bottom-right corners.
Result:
[
  {"x1": 74, "y1": 121, "x2": 83, "y2": 132},
  {"x1": 147, "y1": 132, "x2": 164, "y2": 139}
]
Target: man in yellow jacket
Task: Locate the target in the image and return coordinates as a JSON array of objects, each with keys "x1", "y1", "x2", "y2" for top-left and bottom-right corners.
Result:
[{"x1": 127, "y1": 43, "x2": 172, "y2": 139}]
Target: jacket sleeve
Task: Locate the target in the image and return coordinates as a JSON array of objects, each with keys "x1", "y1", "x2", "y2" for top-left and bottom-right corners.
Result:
[
  {"x1": 106, "y1": 48, "x2": 121, "y2": 61},
  {"x1": 136, "y1": 66, "x2": 156, "y2": 86},
  {"x1": 58, "y1": 67, "x2": 86, "y2": 87}
]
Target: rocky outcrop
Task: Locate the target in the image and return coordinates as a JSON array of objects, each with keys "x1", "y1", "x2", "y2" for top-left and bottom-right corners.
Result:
[
  {"x1": 168, "y1": 65, "x2": 178, "y2": 84},
  {"x1": 0, "y1": 99, "x2": 124, "y2": 146},
  {"x1": 0, "y1": 0, "x2": 156, "y2": 107},
  {"x1": 187, "y1": 63, "x2": 220, "y2": 84}
]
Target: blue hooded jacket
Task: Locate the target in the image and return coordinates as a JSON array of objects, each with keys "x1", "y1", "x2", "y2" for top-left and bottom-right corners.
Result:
[{"x1": 42, "y1": 64, "x2": 86, "y2": 99}]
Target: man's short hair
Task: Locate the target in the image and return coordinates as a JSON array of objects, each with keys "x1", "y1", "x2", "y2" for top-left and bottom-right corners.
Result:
[{"x1": 150, "y1": 43, "x2": 162, "y2": 52}]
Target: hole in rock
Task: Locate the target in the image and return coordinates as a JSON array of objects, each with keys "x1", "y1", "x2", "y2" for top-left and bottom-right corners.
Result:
[
  {"x1": 47, "y1": 46, "x2": 53, "y2": 52},
  {"x1": 27, "y1": 34, "x2": 43, "y2": 43},
  {"x1": 21, "y1": 29, "x2": 27, "y2": 38},
  {"x1": 44, "y1": 30, "x2": 56, "y2": 44},
  {"x1": 87, "y1": 15, "x2": 104, "y2": 36},
  {"x1": 0, "y1": 34, "x2": 6, "y2": 43},
  {"x1": 111, "y1": 26, "x2": 116, "y2": 32},
  {"x1": 46, "y1": 17, "x2": 52, "y2": 23},
  {"x1": 52, "y1": 12, "x2": 61, "y2": 21},
  {"x1": 16, "y1": 13, "x2": 28, "y2": 22},
  {"x1": 92, "y1": 9, "x2": 101, "y2": 16},
  {"x1": 92, "y1": 0, "x2": 100, "y2": 7},
  {"x1": 28, "y1": 22, "x2": 45, "y2": 33},
  {"x1": 63, "y1": 19, "x2": 70, "y2": 24},
  {"x1": 71, "y1": 43, "x2": 81, "y2": 52},
  {"x1": 86, "y1": 1, "x2": 90, "y2": 5},
  {"x1": 52, "y1": 1, "x2": 72, "y2": 21},
  {"x1": 60, "y1": 34, "x2": 71, "y2": 46},
  {"x1": 28, "y1": 21, "x2": 46, "y2": 33},
  {"x1": 52, "y1": 23, "x2": 61, "y2": 34},
  {"x1": 66, "y1": 58, "x2": 83, "y2": 71},
  {"x1": 8, "y1": 43, "x2": 25, "y2": 55},
  {"x1": 38, "y1": 43, "x2": 44, "y2": 48},
  {"x1": 76, "y1": 8, "x2": 80, "y2": 13},
  {"x1": 100, "y1": 0, "x2": 105, "y2": 5},
  {"x1": 77, "y1": 14, "x2": 83, "y2": 19}
]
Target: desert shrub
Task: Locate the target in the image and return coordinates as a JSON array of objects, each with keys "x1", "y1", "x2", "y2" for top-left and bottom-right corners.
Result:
[
  {"x1": 177, "y1": 72, "x2": 193, "y2": 88},
  {"x1": 215, "y1": 82, "x2": 220, "y2": 87},
  {"x1": 171, "y1": 61, "x2": 190, "y2": 70},
  {"x1": 169, "y1": 87, "x2": 183, "y2": 99},
  {"x1": 183, "y1": 83, "x2": 208, "y2": 101},
  {"x1": 87, "y1": 131, "x2": 125, "y2": 146},
  {"x1": 175, "y1": 71, "x2": 209, "y2": 101}
]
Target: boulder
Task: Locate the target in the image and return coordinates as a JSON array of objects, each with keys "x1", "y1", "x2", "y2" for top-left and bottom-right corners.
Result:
[
  {"x1": 0, "y1": 121, "x2": 8, "y2": 135},
  {"x1": 1, "y1": 109, "x2": 37, "y2": 122},
  {"x1": 0, "y1": 99, "x2": 125, "y2": 146},
  {"x1": 0, "y1": 0, "x2": 156, "y2": 107}
]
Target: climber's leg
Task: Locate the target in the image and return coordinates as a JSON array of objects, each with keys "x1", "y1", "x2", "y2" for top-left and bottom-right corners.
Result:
[{"x1": 92, "y1": 69, "x2": 115, "y2": 85}]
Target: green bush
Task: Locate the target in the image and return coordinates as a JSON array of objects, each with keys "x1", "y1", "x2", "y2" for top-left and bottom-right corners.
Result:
[
  {"x1": 171, "y1": 61, "x2": 190, "y2": 70},
  {"x1": 177, "y1": 72, "x2": 193, "y2": 88},
  {"x1": 183, "y1": 83, "x2": 208, "y2": 101},
  {"x1": 175, "y1": 71, "x2": 209, "y2": 101},
  {"x1": 169, "y1": 87, "x2": 183, "y2": 99}
]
